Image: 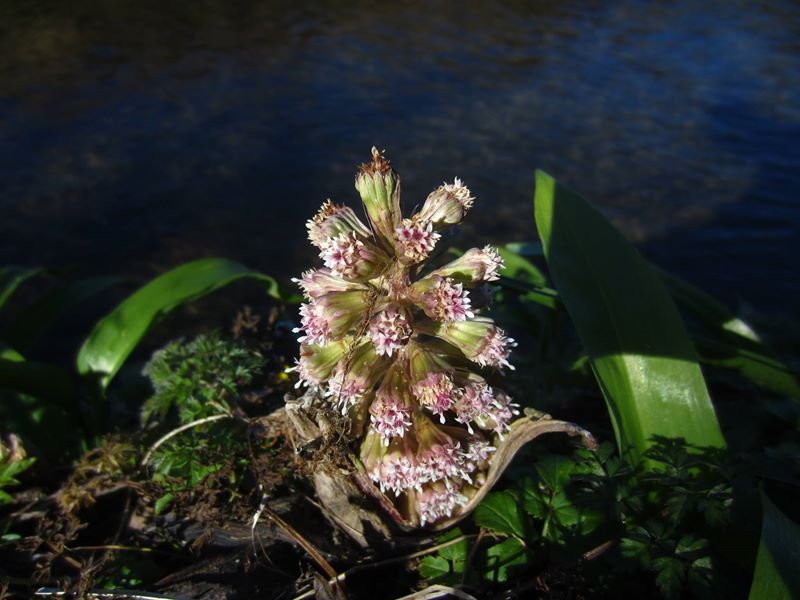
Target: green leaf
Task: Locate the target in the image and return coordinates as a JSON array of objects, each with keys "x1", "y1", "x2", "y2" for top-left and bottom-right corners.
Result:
[
  {"x1": 154, "y1": 492, "x2": 174, "y2": 516},
  {"x1": 76, "y1": 259, "x2": 280, "y2": 389},
  {"x1": 694, "y1": 336, "x2": 800, "y2": 400},
  {"x1": 419, "y1": 529, "x2": 468, "y2": 585},
  {"x1": 483, "y1": 537, "x2": 527, "y2": 582},
  {"x1": 749, "y1": 491, "x2": 800, "y2": 599},
  {"x1": 474, "y1": 490, "x2": 525, "y2": 537},
  {"x1": 533, "y1": 170, "x2": 725, "y2": 462},
  {"x1": 497, "y1": 276, "x2": 562, "y2": 310},
  {"x1": 436, "y1": 528, "x2": 468, "y2": 562},
  {"x1": 419, "y1": 556, "x2": 456, "y2": 582},
  {"x1": 654, "y1": 556, "x2": 687, "y2": 600},
  {"x1": 6, "y1": 276, "x2": 124, "y2": 354},
  {"x1": 0, "y1": 266, "x2": 42, "y2": 310},
  {"x1": 504, "y1": 241, "x2": 544, "y2": 257},
  {"x1": 498, "y1": 246, "x2": 548, "y2": 287}
]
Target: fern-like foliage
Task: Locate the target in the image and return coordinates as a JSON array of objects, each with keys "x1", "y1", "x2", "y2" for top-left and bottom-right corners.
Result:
[{"x1": 141, "y1": 332, "x2": 264, "y2": 425}]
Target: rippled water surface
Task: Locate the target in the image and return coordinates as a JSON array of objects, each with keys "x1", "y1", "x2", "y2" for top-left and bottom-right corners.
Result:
[{"x1": 1, "y1": 0, "x2": 798, "y2": 316}]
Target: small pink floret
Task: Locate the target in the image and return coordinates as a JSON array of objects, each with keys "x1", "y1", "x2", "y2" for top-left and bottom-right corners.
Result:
[
  {"x1": 370, "y1": 397, "x2": 413, "y2": 446},
  {"x1": 320, "y1": 232, "x2": 368, "y2": 279},
  {"x1": 417, "y1": 485, "x2": 469, "y2": 526},
  {"x1": 413, "y1": 372, "x2": 457, "y2": 423},
  {"x1": 395, "y1": 219, "x2": 440, "y2": 262},
  {"x1": 425, "y1": 279, "x2": 474, "y2": 323},
  {"x1": 475, "y1": 327, "x2": 516, "y2": 370},
  {"x1": 293, "y1": 301, "x2": 331, "y2": 346},
  {"x1": 369, "y1": 307, "x2": 412, "y2": 356}
]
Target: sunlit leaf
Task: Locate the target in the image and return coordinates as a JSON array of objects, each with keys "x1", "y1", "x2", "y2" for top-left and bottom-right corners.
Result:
[
  {"x1": 748, "y1": 491, "x2": 800, "y2": 600},
  {"x1": 533, "y1": 170, "x2": 725, "y2": 461},
  {"x1": 76, "y1": 258, "x2": 280, "y2": 389}
]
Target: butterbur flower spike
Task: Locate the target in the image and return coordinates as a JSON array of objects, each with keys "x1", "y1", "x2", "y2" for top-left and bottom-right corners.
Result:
[{"x1": 291, "y1": 147, "x2": 520, "y2": 527}]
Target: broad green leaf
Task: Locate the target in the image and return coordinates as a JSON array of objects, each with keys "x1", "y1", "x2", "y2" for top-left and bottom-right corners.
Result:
[
  {"x1": 419, "y1": 556, "x2": 455, "y2": 582},
  {"x1": 748, "y1": 491, "x2": 800, "y2": 599},
  {"x1": 76, "y1": 259, "x2": 280, "y2": 389},
  {"x1": 654, "y1": 555, "x2": 687, "y2": 600},
  {"x1": 474, "y1": 490, "x2": 525, "y2": 537},
  {"x1": 533, "y1": 171, "x2": 724, "y2": 461},
  {"x1": 7, "y1": 276, "x2": 124, "y2": 354},
  {"x1": 0, "y1": 266, "x2": 42, "y2": 311},
  {"x1": 435, "y1": 528, "x2": 468, "y2": 562},
  {"x1": 483, "y1": 538, "x2": 527, "y2": 582},
  {"x1": 498, "y1": 246, "x2": 548, "y2": 287},
  {"x1": 419, "y1": 529, "x2": 468, "y2": 584}
]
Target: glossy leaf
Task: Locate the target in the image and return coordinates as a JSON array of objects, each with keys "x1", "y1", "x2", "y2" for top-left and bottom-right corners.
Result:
[
  {"x1": 0, "y1": 266, "x2": 42, "y2": 310},
  {"x1": 533, "y1": 170, "x2": 724, "y2": 461},
  {"x1": 76, "y1": 258, "x2": 280, "y2": 389},
  {"x1": 748, "y1": 491, "x2": 800, "y2": 599}
]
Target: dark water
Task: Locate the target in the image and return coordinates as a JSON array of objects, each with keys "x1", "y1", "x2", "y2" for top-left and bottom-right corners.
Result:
[{"x1": 1, "y1": 0, "x2": 799, "y2": 317}]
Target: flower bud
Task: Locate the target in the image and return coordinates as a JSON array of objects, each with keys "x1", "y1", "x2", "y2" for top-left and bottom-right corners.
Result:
[
  {"x1": 293, "y1": 268, "x2": 367, "y2": 299},
  {"x1": 355, "y1": 147, "x2": 402, "y2": 246},
  {"x1": 430, "y1": 245, "x2": 504, "y2": 284},
  {"x1": 307, "y1": 200, "x2": 372, "y2": 249},
  {"x1": 320, "y1": 232, "x2": 390, "y2": 281},
  {"x1": 291, "y1": 339, "x2": 349, "y2": 388},
  {"x1": 417, "y1": 178, "x2": 474, "y2": 228},
  {"x1": 425, "y1": 317, "x2": 516, "y2": 370},
  {"x1": 293, "y1": 290, "x2": 370, "y2": 345},
  {"x1": 325, "y1": 341, "x2": 388, "y2": 413}
]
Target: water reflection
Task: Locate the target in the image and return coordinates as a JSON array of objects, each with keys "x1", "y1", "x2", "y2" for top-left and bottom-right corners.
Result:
[{"x1": 1, "y1": 0, "x2": 798, "y2": 315}]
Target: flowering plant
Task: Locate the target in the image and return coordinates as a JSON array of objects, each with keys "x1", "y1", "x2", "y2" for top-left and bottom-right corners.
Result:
[{"x1": 291, "y1": 148, "x2": 519, "y2": 527}]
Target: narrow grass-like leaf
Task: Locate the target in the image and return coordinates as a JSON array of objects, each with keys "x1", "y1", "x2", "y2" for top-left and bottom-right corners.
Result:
[
  {"x1": 533, "y1": 171, "x2": 724, "y2": 461},
  {"x1": 695, "y1": 337, "x2": 800, "y2": 400},
  {"x1": 76, "y1": 258, "x2": 280, "y2": 389},
  {"x1": 0, "y1": 266, "x2": 42, "y2": 310},
  {"x1": 748, "y1": 491, "x2": 800, "y2": 599}
]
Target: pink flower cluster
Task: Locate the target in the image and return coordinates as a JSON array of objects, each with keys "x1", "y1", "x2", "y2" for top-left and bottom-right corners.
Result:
[{"x1": 290, "y1": 148, "x2": 518, "y2": 527}]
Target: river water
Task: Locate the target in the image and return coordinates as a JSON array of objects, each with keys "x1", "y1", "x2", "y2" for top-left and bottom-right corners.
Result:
[{"x1": 1, "y1": 0, "x2": 798, "y2": 318}]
